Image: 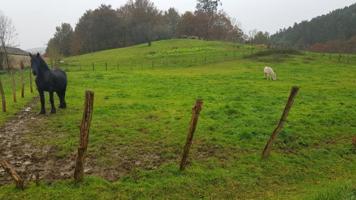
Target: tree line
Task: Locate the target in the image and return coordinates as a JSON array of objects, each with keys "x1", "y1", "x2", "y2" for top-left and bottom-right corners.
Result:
[
  {"x1": 47, "y1": 0, "x2": 244, "y2": 59},
  {"x1": 270, "y1": 3, "x2": 356, "y2": 53}
]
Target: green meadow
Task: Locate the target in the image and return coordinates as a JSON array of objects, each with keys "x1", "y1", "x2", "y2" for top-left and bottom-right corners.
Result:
[
  {"x1": 0, "y1": 39, "x2": 355, "y2": 199},
  {"x1": 0, "y1": 70, "x2": 35, "y2": 126}
]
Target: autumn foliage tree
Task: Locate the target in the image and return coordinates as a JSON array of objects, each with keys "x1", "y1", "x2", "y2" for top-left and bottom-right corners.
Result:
[
  {"x1": 47, "y1": 0, "x2": 244, "y2": 56},
  {"x1": 71, "y1": 5, "x2": 122, "y2": 54},
  {"x1": 177, "y1": 1, "x2": 243, "y2": 41},
  {"x1": 309, "y1": 36, "x2": 356, "y2": 53}
]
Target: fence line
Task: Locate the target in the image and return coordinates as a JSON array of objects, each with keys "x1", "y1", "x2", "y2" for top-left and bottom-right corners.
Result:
[
  {"x1": 58, "y1": 50, "x2": 244, "y2": 72},
  {"x1": 57, "y1": 51, "x2": 356, "y2": 73}
]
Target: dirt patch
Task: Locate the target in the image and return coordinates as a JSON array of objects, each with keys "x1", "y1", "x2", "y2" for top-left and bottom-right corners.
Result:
[
  {"x1": 0, "y1": 98, "x2": 78, "y2": 185},
  {"x1": 0, "y1": 98, "x2": 173, "y2": 184}
]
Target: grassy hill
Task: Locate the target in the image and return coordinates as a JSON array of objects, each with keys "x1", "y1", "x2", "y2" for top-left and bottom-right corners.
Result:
[
  {"x1": 62, "y1": 39, "x2": 258, "y2": 70},
  {"x1": 0, "y1": 39, "x2": 355, "y2": 199}
]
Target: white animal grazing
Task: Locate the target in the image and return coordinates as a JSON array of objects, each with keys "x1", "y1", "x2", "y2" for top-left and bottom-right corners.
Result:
[{"x1": 264, "y1": 66, "x2": 277, "y2": 80}]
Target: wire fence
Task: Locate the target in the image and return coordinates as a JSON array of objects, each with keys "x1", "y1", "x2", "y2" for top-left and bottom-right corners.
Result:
[{"x1": 57, "y1": 50, "x2": 249, "y2": 72}]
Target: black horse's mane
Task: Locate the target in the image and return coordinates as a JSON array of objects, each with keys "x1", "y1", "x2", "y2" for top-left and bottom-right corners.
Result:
[{"x1": 31, "y1": 53, "x2": 49, "y2": 71}]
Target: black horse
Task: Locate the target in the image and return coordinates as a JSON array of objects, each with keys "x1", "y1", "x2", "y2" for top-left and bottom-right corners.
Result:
[{"x1": 30, "y1": 53, "x2": 67, "y2": 114}]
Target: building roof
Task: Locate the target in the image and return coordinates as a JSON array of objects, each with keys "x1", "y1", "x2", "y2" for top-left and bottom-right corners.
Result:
[{"x1": 0, "y1": 47, "x2": 29, "y2": 56}]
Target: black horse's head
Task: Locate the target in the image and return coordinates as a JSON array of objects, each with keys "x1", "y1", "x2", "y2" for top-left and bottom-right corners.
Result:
[{"x1": 29, "y1": 53, "x2": 47, "y2": 76}]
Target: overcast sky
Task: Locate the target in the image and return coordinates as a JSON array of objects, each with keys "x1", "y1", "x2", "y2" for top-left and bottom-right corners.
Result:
[{"x1": 1, "y1": 0, "x2": 355, "y2": 49}]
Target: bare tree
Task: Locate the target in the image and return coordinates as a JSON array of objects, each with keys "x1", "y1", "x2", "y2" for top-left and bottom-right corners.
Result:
[
  {"x1": 0, "y1": 12, "x2": 18, "y2": 102},
  {"x1": 47, "y1": 43, "x2": 63, "y2": 67},
  {"x1": 247, "y1": 29, "x2": 258, "y2": 54},
  {"x1": 248, "y1": 29, "x2": 258, "y2": 43},
  {"x1": 0, "y1": 12, "x2": 17, "y2": 64},
  {"x1": 0, "y1": 13, "x2": 16, "y2": 45}
]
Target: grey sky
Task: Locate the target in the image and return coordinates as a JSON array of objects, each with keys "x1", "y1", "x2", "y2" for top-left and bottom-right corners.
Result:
[{"x1": 1, "y1": 0, "x2": 355, "y2": 49}]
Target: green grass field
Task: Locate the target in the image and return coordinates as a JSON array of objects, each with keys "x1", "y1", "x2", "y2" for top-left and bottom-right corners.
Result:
[
  {"x1": 0, "y1": 70, "x2": 36, "y2": 126},
  {"x1": 0, "y1": 39, "x2": 355, "y2": 199}
]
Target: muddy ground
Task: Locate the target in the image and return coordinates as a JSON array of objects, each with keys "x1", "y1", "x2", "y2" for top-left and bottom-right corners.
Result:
[
  {"x1": 0, "y1": 98, "x2": 174, "y2": 186},
  {"x1": 0, "y1": 98, "x2": 81, "y2": 185}
]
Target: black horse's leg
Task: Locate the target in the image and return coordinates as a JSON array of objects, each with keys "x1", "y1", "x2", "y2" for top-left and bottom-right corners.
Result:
[
  {"x1": 56, "y1": 91, "x2": 62, "y2": 108},
  {"x1": 62, "y1": 90, "x2": 67, "y2": 108},
  {"x1": 49, "y1": 91, "x2": 56, "y2": 114},
  {"x1": 57, "y1": 91, "x2": 66, "y2": 109},
  {"x1": 39, "y1": 90, "x2": 46, "y2": 114}
]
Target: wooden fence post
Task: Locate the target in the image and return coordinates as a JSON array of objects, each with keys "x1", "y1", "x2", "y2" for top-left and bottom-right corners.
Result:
[
  {"x1": 105, "y1": 62, "x2": 108, "y2": 71},
  {"x1": 20, "y1": 62, "x2": 25, "y2": 98},
  {"x1": 180, "y1": 99, "x2": 203, "y2": 171},
  {"x1": 29, "y1": 69, "x2": 33, "y2": 93},
  {"x1": 2, "y1": 40, "x2": 16, "y2": 103},
  {"x1": 10, "y1": 70, "x2": 16, "y2": 103},
  {"x1": 92, "y1": 63, "x2": 95, "y2": 71},
  {"x1": 0, "y1": 78, "x2": 6, "y2": 112},
  {"x1": 0, "y1": 160, "x2": 24, "y2": 190},
  {"x1": 262, "y1": 86, "x2": 300, "y2": 159},
  {"x1": 74, "y1": 90, "x2": 94, "y2": 182}
]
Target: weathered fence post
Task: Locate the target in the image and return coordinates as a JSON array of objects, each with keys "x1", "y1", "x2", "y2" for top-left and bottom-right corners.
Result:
[
  {"x1": 2, "y1": 40, "x2": 16, "y2": 103},
  {"x1": 262, "y1": 86, "x2": 300, "y2": 159},
  {"x1": 105, "y1": 62, "x2": 108, "y2": 71},
  {"x1": 74, "y1": 90, "x2": 94, "y2": 182},
  {"x1": 10, "y1": 70, "x2": 16, "y2": 103},
  {"x1": 29, "y1": 69, "x2": 33, "y2": 93},
  {"x1": 20, "y1": 62, "x2": 25, "y2": 98},
  {"x1": 0, "y1": 160, "x2": 24, "y2": 190},
  {"x1": 180, "y1": 99, "x2": 203, "y2": 171},
  {"x1": 92, "y1": 63, "x2": 95, "y2": 71},
  {"x1": 0, "y1": 78, "x2": 6, "y2": 112}
]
